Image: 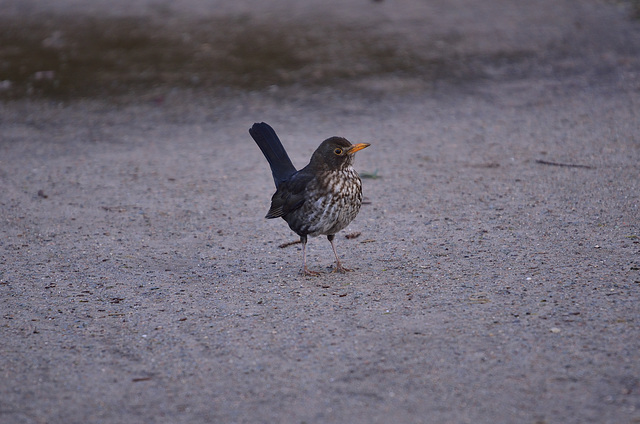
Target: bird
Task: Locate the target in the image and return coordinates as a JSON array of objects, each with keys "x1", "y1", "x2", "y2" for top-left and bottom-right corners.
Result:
[{"x1": 249, "y1": 122, "x2": 370, "y2": 276}]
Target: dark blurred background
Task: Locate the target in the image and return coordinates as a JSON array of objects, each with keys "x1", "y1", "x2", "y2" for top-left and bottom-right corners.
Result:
[{"x1": 1, "y1": 0, "x2": 639, "y2": 99}]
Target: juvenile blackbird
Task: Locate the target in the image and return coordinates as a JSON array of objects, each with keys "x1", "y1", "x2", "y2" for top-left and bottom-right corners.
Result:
[{"x1": 249, "y1": 122, "x2": 370, "y2": 276}]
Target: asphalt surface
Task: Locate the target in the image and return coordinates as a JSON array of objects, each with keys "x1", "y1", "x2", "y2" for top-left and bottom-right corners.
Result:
[{"x1": 1, "y1": 1, "x2": 639, "y2": 423}]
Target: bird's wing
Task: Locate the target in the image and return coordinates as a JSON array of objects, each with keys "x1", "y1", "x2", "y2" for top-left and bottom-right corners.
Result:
[{"x1": 265, "y1": 172, "x2": 313, "y2": 219}]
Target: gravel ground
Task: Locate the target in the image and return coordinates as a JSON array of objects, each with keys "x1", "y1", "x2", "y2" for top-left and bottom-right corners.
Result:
[{"x1": 1, "y1": 1, "x2": 639, "y2": 423}]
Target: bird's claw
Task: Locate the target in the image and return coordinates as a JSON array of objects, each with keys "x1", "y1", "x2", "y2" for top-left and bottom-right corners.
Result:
[
  {"x1": 332, "y1": 264, "x2": 353, "y2": 273},
  {"x1": 302, "y1": 267, "x2": 321, "y2": 277}
]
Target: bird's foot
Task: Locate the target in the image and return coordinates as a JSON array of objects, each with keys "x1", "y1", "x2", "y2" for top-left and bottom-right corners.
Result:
[
  {"x1": 302, "y1": 267, "x2": 321, "y2": 277},
  {"x1": 332, "y1": 263, "x2": 353, "y2": 274}
]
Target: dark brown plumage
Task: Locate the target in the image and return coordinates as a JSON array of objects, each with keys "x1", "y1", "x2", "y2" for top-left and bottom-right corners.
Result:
[{"x1": 250, "y1": 122, "x2": 370, "y2": 275}]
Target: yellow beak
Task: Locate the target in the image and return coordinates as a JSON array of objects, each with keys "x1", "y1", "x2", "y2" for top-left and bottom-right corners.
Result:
[{"x1": 347, "y1": 143, "x2": 370, "y2": 155}]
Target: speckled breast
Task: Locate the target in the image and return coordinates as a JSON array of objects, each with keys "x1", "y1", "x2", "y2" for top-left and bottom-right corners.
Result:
[{"x1": 289, "y1": 167, "x2": 363, "y2": 237}]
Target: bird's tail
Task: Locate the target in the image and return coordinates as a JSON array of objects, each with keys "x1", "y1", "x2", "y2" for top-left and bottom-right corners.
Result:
[{"x1": 249, "y1": 122, "x2": 297, "y2": 187}]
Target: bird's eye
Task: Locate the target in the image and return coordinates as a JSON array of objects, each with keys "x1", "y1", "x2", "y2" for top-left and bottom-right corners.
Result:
[{"x1": 334, "y1": 148, "x2": 343, "y2": 155}]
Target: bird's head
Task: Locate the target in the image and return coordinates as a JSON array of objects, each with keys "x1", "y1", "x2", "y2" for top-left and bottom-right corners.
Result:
[{"x1": 310, "y1": 137, "x2": 370, "y2": 171}]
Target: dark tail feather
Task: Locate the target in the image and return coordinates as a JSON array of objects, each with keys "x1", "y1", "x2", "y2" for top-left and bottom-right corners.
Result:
[{"x1": 249, "y1": 122, "x2": 297, "y2": 187}]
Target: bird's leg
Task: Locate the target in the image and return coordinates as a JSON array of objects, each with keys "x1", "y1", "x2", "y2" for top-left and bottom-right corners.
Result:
[
  {"x1": 301, "y1": 235, "x2": 320, "y2": 276},
  {"x1": 328, "y1": 234, "x2": 352, "y2": 273}
]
